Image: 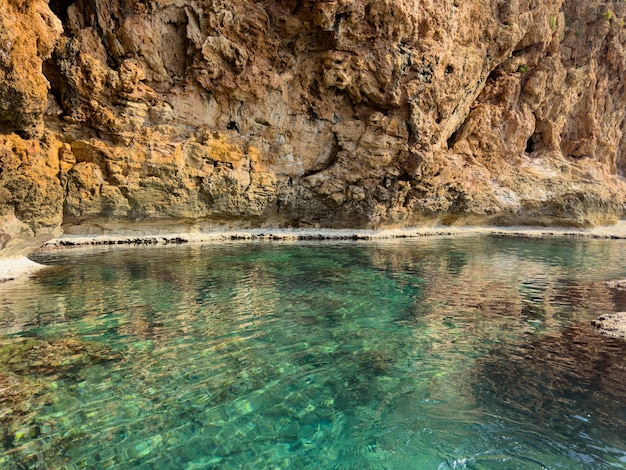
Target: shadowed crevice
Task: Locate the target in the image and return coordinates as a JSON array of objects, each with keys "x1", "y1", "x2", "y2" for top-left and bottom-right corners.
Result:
[{"x1": 302, "y1": 132, "x2": 340, "y2": 177}]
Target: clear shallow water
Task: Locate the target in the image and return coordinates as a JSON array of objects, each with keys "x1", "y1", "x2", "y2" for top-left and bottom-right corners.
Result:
[{"x1": 1, "y1": 237, "x2": 626, "y2": 469}]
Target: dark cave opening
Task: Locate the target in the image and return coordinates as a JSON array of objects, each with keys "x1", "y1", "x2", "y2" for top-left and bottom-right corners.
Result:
[
  {"x1": 47, "y1": 0, "x2": 73, "y2": 23},
  {"x1": 42, "y1": 56, "x2": 69, "y2": 119},
  {"x1": 526, "y1": 132, "x2": 542, "y2": 154}
]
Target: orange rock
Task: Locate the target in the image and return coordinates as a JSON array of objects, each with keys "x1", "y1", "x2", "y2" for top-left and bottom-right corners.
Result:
[{"x1": 1, "y1": 0, "x2": 626, "y2": 256}]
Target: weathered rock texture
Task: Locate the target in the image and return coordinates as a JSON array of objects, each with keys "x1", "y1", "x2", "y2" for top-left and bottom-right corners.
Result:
[
  {"x1": 1, "y1": 0, "x2": 626, "y2": 255},
  {"x1": 594, "y1": 279, "x2": 626, "y2": 339},
  {"x1": 592, "y1": 312, "x2": 626, "y2": 339}
]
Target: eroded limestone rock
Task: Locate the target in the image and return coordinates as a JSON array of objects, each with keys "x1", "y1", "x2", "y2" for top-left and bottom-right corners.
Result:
[
  {"x1": 0, "y1": 134, "x2": 63, "y2": 256},
  {"x1": 0, "y1": 0, "x2": 62, "y2": 137},
  {"x1": 1, "y1": 0, "x2": 626, "y2": 256}
]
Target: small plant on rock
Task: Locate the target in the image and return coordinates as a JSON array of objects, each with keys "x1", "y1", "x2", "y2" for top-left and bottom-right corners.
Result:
[{"x1": 603, "y1": 10, "x2": 614, "y2": 21}]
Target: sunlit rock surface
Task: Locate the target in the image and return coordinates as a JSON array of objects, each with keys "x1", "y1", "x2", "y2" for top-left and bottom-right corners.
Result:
[
  {"x1": 1, "y1": 0, "x2": 626, "y2": 255},
  {"x1": 592, "y1": 312, "x2": 626, "y2": 338},
  {"x1": 593, "y1": 280, "x2": 626, "y2": 339}
]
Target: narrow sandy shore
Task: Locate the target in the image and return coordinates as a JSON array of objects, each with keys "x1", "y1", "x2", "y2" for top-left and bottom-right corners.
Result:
[
  {"x1": 39, "y1": 220, "x2": 626, "y2": 248},
  {"x1": 0, "y1": 257, "x2": 47, "y2": 283}
]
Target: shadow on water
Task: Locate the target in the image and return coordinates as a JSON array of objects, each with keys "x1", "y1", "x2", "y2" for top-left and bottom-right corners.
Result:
[{"x1": 474, "y1": 322, "x2": 626, "y2": 466}]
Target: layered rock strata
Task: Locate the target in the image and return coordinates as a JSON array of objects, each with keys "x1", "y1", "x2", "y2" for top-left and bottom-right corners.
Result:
[{"x1": 1, "y1": 0, "x2": 626, "y2": 256}]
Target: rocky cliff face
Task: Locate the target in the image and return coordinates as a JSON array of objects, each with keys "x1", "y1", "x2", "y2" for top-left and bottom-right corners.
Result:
[{"x1": 1, "y1": 0, "x2": 626, "y2": 255}]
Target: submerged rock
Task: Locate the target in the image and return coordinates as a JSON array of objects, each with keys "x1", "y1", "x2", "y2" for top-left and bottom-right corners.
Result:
[
  {"x1": 0, "y1": 335, "x2": 122, "y2": 449},
  {"x1": 591, "y1": 312, "x2": 626, "y2": 339},
  {"x1": 0, "y1": 370, "x2": 45, "y2": 417},
  {"x1": 0, "y1": 336, "x2": 122, "y2": 376}
]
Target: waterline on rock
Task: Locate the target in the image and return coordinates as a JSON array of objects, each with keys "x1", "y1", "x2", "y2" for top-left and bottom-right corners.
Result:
[{"x1": 40, "y1": 220, "x2": 626, "y2": 249}]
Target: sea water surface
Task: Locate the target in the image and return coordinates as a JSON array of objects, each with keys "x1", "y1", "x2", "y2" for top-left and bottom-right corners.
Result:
[{"x1": 1, "y1": 236, "x2": 626, "y2": 469}]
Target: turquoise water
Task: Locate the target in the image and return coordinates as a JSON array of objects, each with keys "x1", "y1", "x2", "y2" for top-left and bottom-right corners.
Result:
[{"x1": 1, "y1": 236, "x2": 626, "y2": 469}]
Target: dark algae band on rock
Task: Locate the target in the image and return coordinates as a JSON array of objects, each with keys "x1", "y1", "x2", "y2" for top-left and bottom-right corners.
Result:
[{"x1": 2, "y1": 0, "x2": 626, "y2": 256}]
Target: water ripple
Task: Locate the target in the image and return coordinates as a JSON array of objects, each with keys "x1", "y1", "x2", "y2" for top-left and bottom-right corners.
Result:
[{"x1": 0, "y1": 238, "x2": 625, "y2": 468}]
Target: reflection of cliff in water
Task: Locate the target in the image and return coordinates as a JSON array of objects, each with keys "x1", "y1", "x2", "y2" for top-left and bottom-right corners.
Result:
[
  {"x1": 475, "y1": 322, "x2": 626, "y2": 445},
  {"x1": 608, "y1": 285, "x2": 626, "y2": 312}
]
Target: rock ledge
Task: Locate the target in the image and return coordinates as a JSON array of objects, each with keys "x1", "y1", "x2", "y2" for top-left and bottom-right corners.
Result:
[{"x1": 592, "y1": 312, "x2": 626, "y2": 340}]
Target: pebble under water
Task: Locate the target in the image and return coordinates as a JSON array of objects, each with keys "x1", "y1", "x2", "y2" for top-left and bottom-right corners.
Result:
[{"x1": 1, "y1": 236, "x2": 626, "y2": 469}]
